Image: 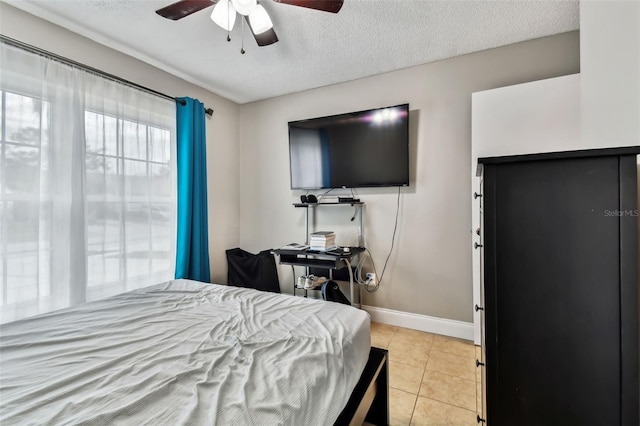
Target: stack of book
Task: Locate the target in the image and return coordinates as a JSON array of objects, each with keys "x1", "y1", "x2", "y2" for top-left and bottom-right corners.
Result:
[{"x1": 309, "y1": 231, "x2": 336, "y2": 251}]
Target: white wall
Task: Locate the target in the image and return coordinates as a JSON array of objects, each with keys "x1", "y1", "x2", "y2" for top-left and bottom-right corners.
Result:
[
  {"x1": 238, "y1": 32, "x2": 580, "y2": 323},
  {"x1": 581, "y1": 0, "x2": 640, "y2": 149},
  {"x1": 0, "y1": 3, "x2": 241, "y2": 284},
  {"x1": 472, "y1": 74, "x2": 582, "y2": 159}
]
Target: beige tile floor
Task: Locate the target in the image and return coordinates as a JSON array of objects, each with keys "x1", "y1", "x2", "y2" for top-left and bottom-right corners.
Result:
[{"x1": 370, "y1": 322, "x2": 482, "y2": 425}]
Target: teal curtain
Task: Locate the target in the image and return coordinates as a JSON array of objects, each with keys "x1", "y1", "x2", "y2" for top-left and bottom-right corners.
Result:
[{"x1": 175, "y1": 97, "x2": 211, "y2": 282}]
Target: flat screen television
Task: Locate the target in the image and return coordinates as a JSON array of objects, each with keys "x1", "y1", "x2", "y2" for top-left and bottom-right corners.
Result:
[{"x1": 288, "y1": 104, "x2": 409, "y2": 189}]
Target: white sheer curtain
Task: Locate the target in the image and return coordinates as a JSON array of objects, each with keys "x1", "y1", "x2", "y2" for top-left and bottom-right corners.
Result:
[{"x1": 0, "y1": 41, "x2": 176, "y2": 323}]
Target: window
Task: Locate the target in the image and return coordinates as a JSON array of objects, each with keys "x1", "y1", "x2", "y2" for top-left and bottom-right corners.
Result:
[
  {"x1": 85, "y1": 112, "x2": 174, "y2": 298},
  {"x1": 0, "y1": 91, "x2": 51, "y2": 307},
  {"x1": 0, "y1": 40, "x2": 176, "y2": 322}
]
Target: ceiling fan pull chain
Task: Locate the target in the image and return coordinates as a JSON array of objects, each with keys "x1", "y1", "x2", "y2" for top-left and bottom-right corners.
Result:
[
  {"x1": 240, "y1": 18, "x2": 246, "y2": 54},
  {"x1": 227, "y1": 2, "x2": 231, "y2": 42}
]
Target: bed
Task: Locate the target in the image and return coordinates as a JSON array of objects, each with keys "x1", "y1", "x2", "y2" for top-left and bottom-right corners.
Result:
[{"x1": 0, "y1": 279, "x2": 388, "y2": 425}]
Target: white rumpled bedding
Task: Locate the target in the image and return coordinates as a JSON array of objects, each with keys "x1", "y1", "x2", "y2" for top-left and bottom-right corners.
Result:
[{"x1": 0, "y1": 279, "x2": 371, "y2": 425}]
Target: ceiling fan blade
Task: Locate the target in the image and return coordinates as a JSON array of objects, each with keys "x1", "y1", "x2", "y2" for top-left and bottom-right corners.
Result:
[
  {"x1": 273, "y1": 0, "x2": 343, "y2": 13},
  {"x1": 244, "y1": 16, "x2": 279, "y2": 47},
  {"x1": 156, "y1": 0, "x2": 217, "y2": 20}
]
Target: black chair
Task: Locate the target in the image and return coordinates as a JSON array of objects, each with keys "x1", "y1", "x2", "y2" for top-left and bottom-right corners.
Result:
[{"x1": 225, "y1": 248, "x2": 280, "y2": 293}]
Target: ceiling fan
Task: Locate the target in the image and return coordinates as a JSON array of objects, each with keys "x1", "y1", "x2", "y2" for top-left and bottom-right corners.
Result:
[{"x1": 156, "y1": 0, "x2": 344, "y2": 52}]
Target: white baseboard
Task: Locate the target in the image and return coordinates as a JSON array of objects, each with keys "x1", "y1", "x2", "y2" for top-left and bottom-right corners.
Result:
[{"x1": 361, "y1": 305, "x2": 474, "y2": 341}]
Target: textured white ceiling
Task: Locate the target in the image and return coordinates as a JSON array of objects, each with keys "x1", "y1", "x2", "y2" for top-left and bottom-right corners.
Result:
[{"x1": 5, "y1": 0, "x2": 579, "y2": 104}]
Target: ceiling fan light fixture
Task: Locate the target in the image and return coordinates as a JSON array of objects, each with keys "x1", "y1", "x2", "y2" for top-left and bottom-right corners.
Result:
[
  {"x1": 231, "y1": 0, "x2": 258, "y2": 16},
  {"x1": 211, "y1": 0, "x2": 236, "y2": 31},
  {"x1": 248, "y1": 5, "x2": 273, "y2": 35}
]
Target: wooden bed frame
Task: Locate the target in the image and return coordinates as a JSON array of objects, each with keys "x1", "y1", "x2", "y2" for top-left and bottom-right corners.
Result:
[{"x1": 335, "y1": 347, "x2": 389, "y2": 426}]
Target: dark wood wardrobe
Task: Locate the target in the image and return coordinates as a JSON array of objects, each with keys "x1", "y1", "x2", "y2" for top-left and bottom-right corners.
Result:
[{"x1": 478, "y1": 147, "x2": 639, "y2": 425}]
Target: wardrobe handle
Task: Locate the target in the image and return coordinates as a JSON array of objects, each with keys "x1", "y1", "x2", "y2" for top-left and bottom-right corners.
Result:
[
  {"x1": 476, "y1": 359, "x2": 485, "y2": 367},
  {"x1": 474, "y1": 242, "x2": 483, "y2": 249},
  {"x1": 474, "y1": 192, "x2": 483, "y2": 199},
  {"x1": 475, "y1": 304, "x2": 484, "y2": 312},
  {"x1": 477, "y1": 415, "x2": 486, "y2": 423}
]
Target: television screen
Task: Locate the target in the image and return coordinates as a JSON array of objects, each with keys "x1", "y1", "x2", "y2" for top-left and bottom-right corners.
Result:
[{"x1": 288, "y1": 104, "x2": 409, "y2": 189}]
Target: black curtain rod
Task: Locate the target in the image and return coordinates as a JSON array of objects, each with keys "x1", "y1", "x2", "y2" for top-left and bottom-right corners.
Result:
[{"x1": 0, "y1": 35, "x2": 214, "y2": 116}]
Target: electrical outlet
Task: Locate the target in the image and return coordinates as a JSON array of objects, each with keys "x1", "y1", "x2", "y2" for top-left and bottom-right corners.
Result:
[{"x1": 365, "y1": 273, "x2": 376, "y2": 285}]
